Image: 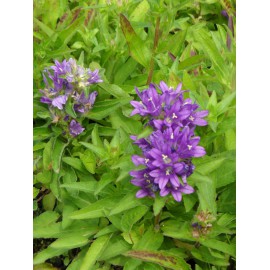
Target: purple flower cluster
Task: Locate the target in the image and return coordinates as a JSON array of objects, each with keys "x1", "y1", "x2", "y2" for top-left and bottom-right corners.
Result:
[
  {"x1": 40, "y1": 59, "x2": 102, "y2": 137},
  {"x1": 129, "y1": 82, "x2": 208, "y2": 202}
]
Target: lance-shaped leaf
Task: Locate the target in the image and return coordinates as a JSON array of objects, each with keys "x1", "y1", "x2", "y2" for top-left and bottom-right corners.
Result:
[
  {"x1": 125, "y1": 250, "x2": 191, "y2": 270},
  {"x1": 50, "y1": 235, "x2": 89, "y2": 249},
  {"x1": 120, "y1": 14, "x2": 151, "y2": 68},
  {"x1": 52, "y1": 138, "x2": 68, "y2": 173},
  {"x1": 80, "y1": 234, "x2": 111, "y2": 270},
  {"x1": 70, "y1": 195, "x2": 122, "y2": 220}
]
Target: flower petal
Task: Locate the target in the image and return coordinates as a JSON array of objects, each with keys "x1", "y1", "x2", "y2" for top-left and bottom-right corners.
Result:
[
  {"x1": 136, "y1": 190, "x2": 148, "y2": 198},
  {"x1": 172, "y1": 190, "x2": 182, "y2": 202}
]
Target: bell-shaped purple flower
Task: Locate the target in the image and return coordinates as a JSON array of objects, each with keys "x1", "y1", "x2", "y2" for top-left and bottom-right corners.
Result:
[
  {"x1": 160, "y1": 183, "x2": 194, "y2": 202},
  {"x1": 130, "y1": 169, "x2": 158, "y2": 198},
  {"x1": 51, "y1": 95, "x2": 68, "y2": 110},
  {"x1": 130, "y1": 84, "x2": 163, "y2": 117},
  {"x1": 74, "y1": 91, "x2": 98, "y2": 113},
  {"x1": 87, "y1": 69, "x2": 103, "y2": 84},
  {"x1": 69, "y1": 120, "x2": 85, "y2": 137},
  {"x1": 50, "y1": 59, "x2": 71, "y2": 76}
]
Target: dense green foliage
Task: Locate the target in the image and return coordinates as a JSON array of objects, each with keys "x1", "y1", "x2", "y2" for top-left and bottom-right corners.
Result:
[{"x1": 33, "y1": 0, "x2": 236, "y2": 269}]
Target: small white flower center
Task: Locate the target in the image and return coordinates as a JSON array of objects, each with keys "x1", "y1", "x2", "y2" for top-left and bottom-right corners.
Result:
[
  {"x1": 146, "y1": 179, "x2": 151, "y2": 183},
  {"x1": 170, "y1": 133, "x2": 174, "y2": 139},
  {"x1": 162, "y1": 154, "x2": 171, "y2": 164},
  {"x1": 166, "y1": 168, "x2": 171, "y2": 175},
  {"x1": 144, "y1": 173, "x2": 149, "y2": 178},
  {"x1": 189, "y1": 116, "x2": 195, "y2": 121},
  {"x1": 165, "y1": 117, "x2": 172, "y2": 123},
  {"x1": 187, "y1": 145, "x2": 192, "y2": 150},
  {"x1": 148, "y1": 97, "x2": 153, "y2": 101},
  {"x1": 172, "y1": 113, "x2": 177, "y2": 119},
  {"x1": 145, "y1": 158, "x2": 149, "y2": 164}
]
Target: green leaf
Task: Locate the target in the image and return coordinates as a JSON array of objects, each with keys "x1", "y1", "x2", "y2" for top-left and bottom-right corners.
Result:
[
  {"x1": 159, "y1": 30, "x2": 187, "y2": 57},
  {"x1": 94, "y1": 173, "x2": 114, "y2": 195},
  {"x1": 52, "y1": 138, "x2": 68, "y2": 173},
  {"x1": 50, "y1": 171, "x2": 61, "y2": 200},
  {"x1": 99, "y1": 82, "x2": 130, "y2": 98},
  {"x1": 62, "y1": 167, "x2": 78, "y2": 196},
  {"x1": 79, "y1": 142, "x2": 107, "y2": 159},
  {"x1": 137, "y1": 126, "x2": 153, "y2": 140},
  {"x1": 196, "y1": 175, "x2": 217, "y2": 215},
  {"x1": 50, "y1": 235, "x2": 89, "y2": 249},
  {"x1": 125, "y1": 250, "x2": 191, "y2": 270},
  {"x1": 33, "y1": 247, "x2": 67, "y2": 265},
  {"x1": 80, "y1": 150, "x2": 96, "y2": 174},
  {"x1": 161, "y1": 222, "x2": 194, "y2": 242},
  {"x1": 66, "y1": 249, "x2": 87, "y2": 270},
  {"x1": 216, "y1": 91, "x2": 236, "y2": 116},
  {"x1": 121, "y1": 205, "x2": 149, "y2": 232},
  {"x1": 153, "y1": 195, "x2": 166, "y2": 216},
  {"x1": 183, "y1": 193, "x2": 197, "y2": 212},
  {"x1": 80, "y1": 234, "x2": 111, "y2": 270},
  {"x1": 124, "y1": 259, "x2": 142, "y2": 270},
  {"x1": 62, "y1": 204, "x2": 77, "y2": 229},
  {"x1": 134, "y1": 229, "x2": 163, "y2": 250},
  {"x1": 183, "y1": 71, "x2": 196, "y2": 91},
  {"x1": 130, "y1": 0, "x2": 150, "y2": 22},
  {"x1": 58, "y1": 15, "x2": 85, "y2": 44},
  {"x1": 85, "y1": 98, "x2": 131, "y2": 120},
  {"x1": 33, "y1": 187, "x2": 39, "y2": 198},
  {"x1": 42, "y1": 192, "x2": 56, "y2": 211},
  {"x1": 99, "y1": 236, "x2": 132, "y2": 261},
  {"x1": 43, "y1": 137, "x2": 56, "y2": 171},
  {"x1": 65, "y1": 98, "x2": 77, "y2": 118},
  {"x1": 33, "y1": 223, "x2": 62, "y2": 239},
  {"x1": 34, "y1": 127, "x2": 52, "y2": 141},
  {"x1": 120, "y1": 14, "x2": 151, "y2": 68},
  {"x1": 33, "y1": 211, "x2": 60, "y2": 227},
  {"x1": 94, "y1": 225, "x2": 118, "y2": 238},
  {"x1": 91, "y1": 125, "x2": 103, "y2": 147},
  {"x1": 225, "y1": 129, "x2": 236, "y2": 150},
  {"x1": 194, "y1": 29, "x2": 230, "y2": 87},
  {"x1": 114, "y1": 57, "x2": 138, "y2": 85},
  {"x1": 62, "y1": 157, "x2": 87, "y2": 173},
  {"x1": 110, "y1": 110, "x2": 142, "y2": 134},
  {"x1": 178, "y1": 55, "x2": 205, "y2": 71},
  {"x1": 33, "y1": 142, "x2": 47, "y2": 152},
  {"x1": 61, "y1": 182, "x2": 97, "y2": 193},
  {"x1": 207, "y1": 91, "x2": 218, "y2": 132},
  {"x1": 34, "y1": 18, "x2": 55, "y2": 37},
  {"x1": 70, "y1": 196, "x2": 121, "y2": 220},
  {"x1": 191, "y1": 247, "x2": 229, "y2": 267},
  {"x1": 109, "y1": 193, "x2": 142, "y2": 216},
  {"x1": 217, "y1": 183, "x2": 236, "y2": 214},
  {"x1": 199, "y1": 239, "x2": 236, "y2": 257},
  {"x1": 195, "y1": 157, "x2": 225, "y2": 175}
]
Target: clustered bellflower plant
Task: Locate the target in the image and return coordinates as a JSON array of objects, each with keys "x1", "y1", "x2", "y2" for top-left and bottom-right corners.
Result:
[
  {"x1": 130, "y1": 82, "x2": 208, "y2": 202},
  {"x1": 40, "y1": 58, "x2": 102, "y2": 137}
]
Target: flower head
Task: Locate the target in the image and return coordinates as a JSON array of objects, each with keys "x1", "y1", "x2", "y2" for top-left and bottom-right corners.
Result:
[
  {"x1": 39, "y1": 58, "x2": 102, "y2": 138},
  {"x1": 130, "y1": 81, "x2": 208, "y2": 202}
]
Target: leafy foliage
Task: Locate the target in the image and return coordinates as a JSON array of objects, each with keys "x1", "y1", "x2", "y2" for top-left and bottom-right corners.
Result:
[{"x1": 34, "y1": 0, "x2": 236, "y2": 269}]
